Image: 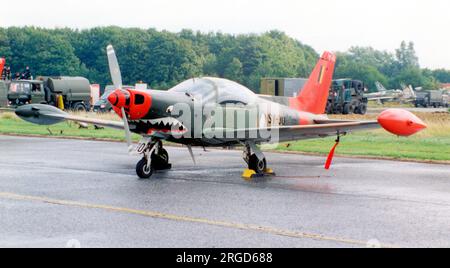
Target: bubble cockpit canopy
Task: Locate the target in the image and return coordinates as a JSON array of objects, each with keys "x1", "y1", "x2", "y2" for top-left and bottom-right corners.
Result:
[{"x1": 169, "y1": 77, "x2": 256, "y2": 105}]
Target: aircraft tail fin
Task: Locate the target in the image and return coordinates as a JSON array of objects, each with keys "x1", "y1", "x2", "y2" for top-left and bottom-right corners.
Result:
[
  {"x1": 0, "y1": 58, "x2": 5, "y2": 77},
  {"x1": 375, "y1": 81, "x2": 387, "y2": 92},
  {"x1": 403, "y1": 85, "x2": 416, "y2": 99},
  {"x1": 289, "y1": 51, "x2": 336, "y2": 114}
]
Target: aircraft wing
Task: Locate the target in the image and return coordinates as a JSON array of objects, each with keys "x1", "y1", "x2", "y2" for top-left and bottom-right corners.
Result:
[
  {"x1": 204, "y1": 120, "x2": 380, "y2": 144},
  {"x1": 15, "y1": 104, "x2": 125, "y2": 130},
  {"x1": 274, "y1": 120, "x2": 380, "y2": 142},
  {"x1": 366, "y1": 96, "x2": 396, "y2": 101},
  {"x1": 205, "y1": 108, "x2": 427, "y2": 143},
  {"x1": 61, "y1": 114, "x2": 124, "y2": 130}
]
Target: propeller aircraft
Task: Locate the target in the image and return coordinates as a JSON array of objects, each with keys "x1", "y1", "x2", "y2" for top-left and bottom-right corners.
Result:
[{"x1": 15, "y1": 46, "x2": 427, "y2": 179}]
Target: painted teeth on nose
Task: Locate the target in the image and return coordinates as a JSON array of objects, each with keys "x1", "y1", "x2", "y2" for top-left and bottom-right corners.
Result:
[{"x1": 141, "y1": 117, "x2": 187, "y2": 132}]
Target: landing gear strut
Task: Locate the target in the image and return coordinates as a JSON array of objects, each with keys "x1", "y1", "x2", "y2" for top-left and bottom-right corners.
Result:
[
  {"x1": 136, "y1": 140, "x2": 172, "y2": 179},
  {"x1": 242, "y1": 142, "x2": 274, "y2": 179}
]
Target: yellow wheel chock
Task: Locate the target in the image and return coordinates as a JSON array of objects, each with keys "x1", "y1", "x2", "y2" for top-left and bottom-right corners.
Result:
[
  {"x1": 242, "y1": 169, "x2": 257, "y2": 180},
  {"x1": 264, "y1": 168, "x2": 275, "y2": 175},
  {"x1": 242, "y1": 168, "x2": 275, "y2": 180}
]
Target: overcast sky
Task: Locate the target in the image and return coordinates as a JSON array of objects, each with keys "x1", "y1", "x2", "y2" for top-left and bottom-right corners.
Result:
[{"x1": 1, "y1": 0, "x2": 449, "y2": 69}]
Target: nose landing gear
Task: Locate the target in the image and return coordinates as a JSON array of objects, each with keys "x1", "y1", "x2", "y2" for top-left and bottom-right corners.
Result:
[{"x1": 136, "y1": 140, "x2": 172, "y2": 179}]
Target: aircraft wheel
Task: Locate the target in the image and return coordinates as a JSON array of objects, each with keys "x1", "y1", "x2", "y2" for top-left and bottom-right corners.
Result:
[
  {"x1": 136, "y1": 158, "x2": 153, "y2": 179},
  {"x1": 151, "y1": 148, "x2": 170, "y2": 170},
  {"x1": 248, "y1": 154, "x2": 266, "y2": 174}
]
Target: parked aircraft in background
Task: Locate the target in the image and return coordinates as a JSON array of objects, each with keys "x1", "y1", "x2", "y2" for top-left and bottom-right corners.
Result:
[{"x1": 365, "y1": 81, "x2": 416, "y2": 104}]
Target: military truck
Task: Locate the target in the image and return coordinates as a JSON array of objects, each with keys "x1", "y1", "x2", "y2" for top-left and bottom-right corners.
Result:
[
  {"x1": 443, "y1": 94, "x2": 449, "y2": 107},
  {"x1": 0, "y1": 80, "x2": 8, "y2": 107},
  {"x1": 7, "y1": 76, "x2": 91, "y2": 111},
  {"x1": 326, "y1": 79, "x2": 368, "y2": 115},
  {"x1": 414, "y1": 90, "x2": 448, "y2": 108}
]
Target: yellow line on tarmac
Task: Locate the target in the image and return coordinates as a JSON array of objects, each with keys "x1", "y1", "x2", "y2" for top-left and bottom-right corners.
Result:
[{"x1": 0, "y1": 192, "x2": 397, "y2": 248}]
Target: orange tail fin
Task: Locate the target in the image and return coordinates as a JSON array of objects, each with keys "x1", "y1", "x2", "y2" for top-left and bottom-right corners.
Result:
[
  {"x1": 0, "y1": 58, "x2": 5, "y2": 78},
  {"x1": 289, "y1": 51, "x2": 336, "y2": 114}
]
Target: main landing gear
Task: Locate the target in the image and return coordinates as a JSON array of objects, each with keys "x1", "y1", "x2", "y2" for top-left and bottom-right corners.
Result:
[
  {"x1": 136, "y1": 140, "x2": 172, "y2": 179},
  {"x1": 242, "y1": 142, "x2": 274, "y2": 180}
]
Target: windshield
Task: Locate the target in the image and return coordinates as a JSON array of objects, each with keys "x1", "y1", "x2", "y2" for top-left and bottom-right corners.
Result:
[
  {"x1": 9, "y1": 82, "x2": 31, "y2": 94},
  {"x1": 169, "y1": 77, "x2": 256, "y2": 105}
]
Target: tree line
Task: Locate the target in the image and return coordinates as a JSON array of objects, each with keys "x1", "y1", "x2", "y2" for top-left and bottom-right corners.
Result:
[{"x1": 1, "y1": 26, "x2": 449, "y2": 92}]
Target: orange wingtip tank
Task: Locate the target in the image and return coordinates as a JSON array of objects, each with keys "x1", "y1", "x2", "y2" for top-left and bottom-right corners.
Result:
[{"x1": 377, "y1": 109, "x2": 427, "y2": 136}]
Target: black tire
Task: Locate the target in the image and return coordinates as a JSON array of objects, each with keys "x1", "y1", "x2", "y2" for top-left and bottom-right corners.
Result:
[
  {"x1": 136, "y1": 158, "x2": 153, "y2": 179},
  {"x1": 342, "y1": 103, "x2": 350, "y2": 115},
  {"x1": 72, "y1": 102, "x2": 86, "y2": 112},
  {"x1": 326, "y1": 102, "x2": 333, "y2": 114},
  {"x1": 358, "y1": 104, "x2": 367, "y2": 115},
  {"x1": 248, "y1": 154, "x2": 266, "y2": 174},
  {"x1": 151, "y1": 148, "x2": 169, "y2": 170}
]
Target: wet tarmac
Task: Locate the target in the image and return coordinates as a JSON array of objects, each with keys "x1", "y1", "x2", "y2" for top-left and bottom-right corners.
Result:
[{"x1": 0, "y1": 135, "x2": 449, "y2": 248}]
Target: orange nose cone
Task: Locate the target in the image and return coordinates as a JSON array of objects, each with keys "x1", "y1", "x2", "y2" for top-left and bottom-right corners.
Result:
[
  {"x1": 107, "y1": 92, "x2": 118, "y2": 106},
  {"x1": 378, "y1": 109, "x2": 427, "y2": 136},
  {"x1": 107, "y1": 89, "x2": 127, "y2": 108}
]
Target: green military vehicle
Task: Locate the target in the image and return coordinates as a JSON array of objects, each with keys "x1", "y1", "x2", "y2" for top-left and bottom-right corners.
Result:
[
  {"x1": 326, "y1": 79, "x2": 368, "y2": 115},
  {"x1": 260, "y1": 78, "x2": 308, "y2": 97},
  {"x1": 0, "y1": 80, "x2": 9, "y2": 107},
  {"x1": 7, "y1": 76, "x2": 91, "y2": 111},
  {"x1": 414, "y1": 90, "x2": 448, "y2": 108}
]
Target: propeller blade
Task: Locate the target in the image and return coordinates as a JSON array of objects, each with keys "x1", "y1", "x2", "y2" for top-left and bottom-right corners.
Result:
[
  {"x1": 106, "y1": 45, "x2": 132, "y2": 153},
  {"x1": 187, "y1": 145, "x2": 196, "y2": 165},
  {"x1": 107, "y1": 45, "x2": 122, "y2": 89},
  {"x1": 121, "y1": 107, "x2": 133, "y2": 153}
]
